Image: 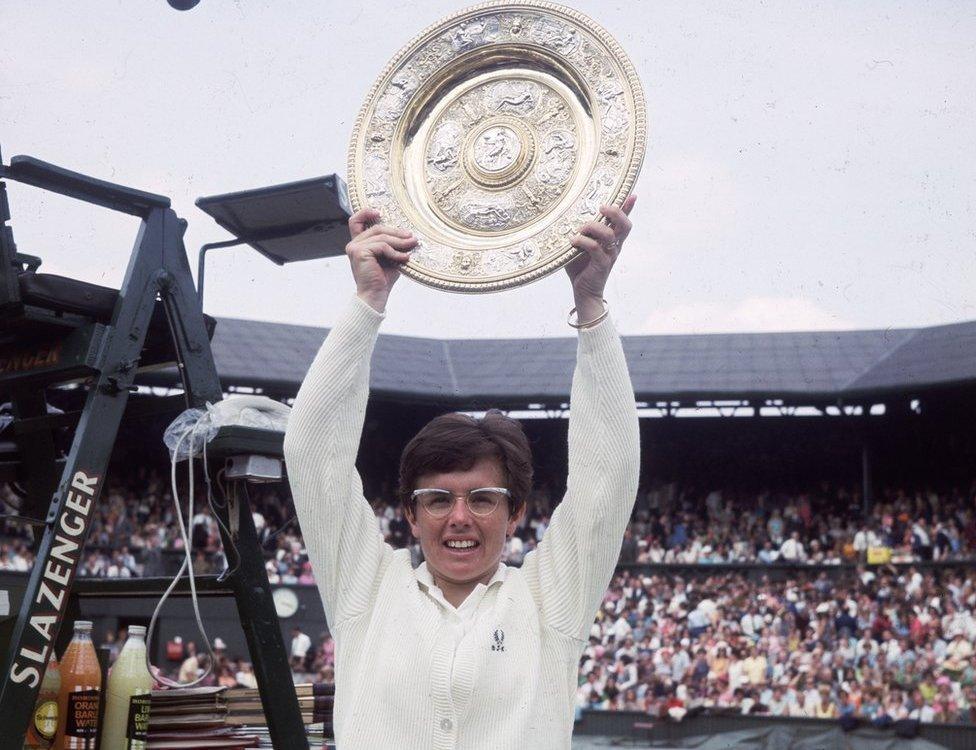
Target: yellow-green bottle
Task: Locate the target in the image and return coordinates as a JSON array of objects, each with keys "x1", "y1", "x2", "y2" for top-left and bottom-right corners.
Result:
[{"x1": 99, "y1": 626, "x2": 152, "y2": 750}]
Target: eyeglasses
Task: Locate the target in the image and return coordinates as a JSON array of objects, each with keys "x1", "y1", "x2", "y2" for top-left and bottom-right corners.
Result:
[{"x1": 411, "y1": 487, "x2": 511, "y2": 518}]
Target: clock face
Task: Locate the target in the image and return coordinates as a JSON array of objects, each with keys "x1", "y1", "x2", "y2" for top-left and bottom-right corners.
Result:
[{"x1": 273, "y1": 587, "x2": 299, "y2": 619}]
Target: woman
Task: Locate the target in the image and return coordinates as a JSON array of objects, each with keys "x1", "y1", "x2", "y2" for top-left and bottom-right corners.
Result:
[
  {"x1": 708, "y1": 644, "x2": 731, "y2": 682},
  {"x1": 284, "y1": 198, "x2": 640, "y2": 749}
]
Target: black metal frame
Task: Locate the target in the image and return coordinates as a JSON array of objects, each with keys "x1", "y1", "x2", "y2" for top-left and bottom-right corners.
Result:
[
  {"x1": 0, "y1": 150, "x2": 307, "y2": 748},
  {"x1": 193, "y1": 173, "x2": 350, "y2": 305}
]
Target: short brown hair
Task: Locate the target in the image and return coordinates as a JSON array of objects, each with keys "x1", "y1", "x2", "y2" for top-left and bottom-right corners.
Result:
[{"x1": 398, "y1": 410, "x2": 532, "y2": 518}]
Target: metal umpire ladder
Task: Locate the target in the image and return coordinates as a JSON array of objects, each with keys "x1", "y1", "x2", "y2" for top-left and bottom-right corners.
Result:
[{"x1": 0, "y1": 148, "x2": 309, "y2": 748}]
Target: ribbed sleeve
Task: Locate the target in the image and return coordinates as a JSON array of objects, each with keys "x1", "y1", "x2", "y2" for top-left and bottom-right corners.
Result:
[
  {"x1": 282, "y1": 296, "x2": 389, "y2": 628},
  {"x1": 522, "y1": 315, "x2": 641, "y2": 640}
]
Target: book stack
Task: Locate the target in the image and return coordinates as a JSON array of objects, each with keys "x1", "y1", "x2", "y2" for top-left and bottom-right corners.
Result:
[{"x1": 148, "y1": 684, "x2": 334, "y2": 749}]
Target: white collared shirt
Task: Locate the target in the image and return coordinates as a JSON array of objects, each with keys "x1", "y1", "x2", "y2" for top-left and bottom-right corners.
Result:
[{"x1": 414, "y1": 561, "x2": 508, "y2": 635}]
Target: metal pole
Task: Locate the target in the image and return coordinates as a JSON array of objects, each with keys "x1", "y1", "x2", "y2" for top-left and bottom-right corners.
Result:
[{"x1": 197, "y1": 238, "x2": 244, "y2": 305}]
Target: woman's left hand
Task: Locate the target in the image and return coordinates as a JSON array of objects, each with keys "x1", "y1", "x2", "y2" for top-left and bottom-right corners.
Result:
[{"x1": 565, "y1": 194, "x2": 637, "y2": 321}]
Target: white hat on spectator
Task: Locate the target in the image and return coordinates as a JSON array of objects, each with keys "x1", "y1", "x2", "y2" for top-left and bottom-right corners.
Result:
[
  {"x1": 667, "y1": 706, "x2": 687, "y2": 721},
  {"x1": 214, "y1": 637, "x2": 227, "y2": 650}
]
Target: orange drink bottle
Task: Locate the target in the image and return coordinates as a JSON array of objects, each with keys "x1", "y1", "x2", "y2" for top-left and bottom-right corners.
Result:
[
  {"x1": 24, "y1": 652, "x2": 60, "y2": 748},
  {"x1": 55, "y1": 620, "x2": 101, "y2": 750}
]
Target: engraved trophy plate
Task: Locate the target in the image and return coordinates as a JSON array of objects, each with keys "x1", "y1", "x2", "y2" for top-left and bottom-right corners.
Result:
[{"x1": 348, "y1": 0, "x2": 646, "y2": 293}]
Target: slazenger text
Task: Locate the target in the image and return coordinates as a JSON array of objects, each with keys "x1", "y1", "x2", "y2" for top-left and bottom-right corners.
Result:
[{"x1": 8, "y1": 470, "x2": 100, "y2": 688}]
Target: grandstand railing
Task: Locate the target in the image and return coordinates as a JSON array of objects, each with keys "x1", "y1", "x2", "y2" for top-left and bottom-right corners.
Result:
[
  {"x1": 6, "y1": 540, "x2": 975, "y2": 582},
  {"x1": 616, "y1": 559, "x2": 976, "y2": 580},
  {"x1": 575, "y1": 709, "x2": 976, "y2": 749},
  {"x1": 52, "y1": 551, "x2": 976, "y2": 580}
]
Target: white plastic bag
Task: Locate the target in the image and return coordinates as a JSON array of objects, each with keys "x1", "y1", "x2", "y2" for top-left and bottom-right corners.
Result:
[
  {"x1": 163, "y1": 396, "x2": 291, "y2": 461},
  {"x1": 163, "y1": 408, "x2": 216, "y2": 461}
]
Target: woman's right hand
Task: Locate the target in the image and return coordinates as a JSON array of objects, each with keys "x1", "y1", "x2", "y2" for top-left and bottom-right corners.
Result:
[{"x1": 346, "y1": 207, "x2": 417, "y2": 312}]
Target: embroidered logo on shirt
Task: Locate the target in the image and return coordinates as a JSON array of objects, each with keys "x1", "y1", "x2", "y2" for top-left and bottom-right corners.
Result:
[{"x1": 491, "y1": 629, "x2": 505, "y2": 652}]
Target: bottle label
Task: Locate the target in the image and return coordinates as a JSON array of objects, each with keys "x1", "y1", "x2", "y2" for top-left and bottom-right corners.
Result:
[
  {"x1": 32, "y1": 698, "x2": 58, "y2": 742},
  {"x1": 65, "y1": 688, "x2": 100, "y2": 744},
  {"x1": 126, "y1": 693, "x2": 151, "y2": 749}
]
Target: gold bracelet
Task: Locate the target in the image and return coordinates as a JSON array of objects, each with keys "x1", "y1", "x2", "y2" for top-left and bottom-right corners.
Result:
[{"x1": 567, "y1": 299, "x2": 609, "y2": 329}]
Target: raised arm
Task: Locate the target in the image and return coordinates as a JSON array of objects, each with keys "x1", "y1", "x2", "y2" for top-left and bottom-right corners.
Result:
[
  {"x1": 283, "y1": 209, "x2": 415, "y2": 627},
  {"x1": 522, "y1": 196, "x2": 641, "y2": 640}
]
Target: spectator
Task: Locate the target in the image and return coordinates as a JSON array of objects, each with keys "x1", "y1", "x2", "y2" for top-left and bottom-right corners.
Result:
[
  {"x1": 290, "y1": 625, "x2": 312, "y2": 671},
  {"x1": 178, "y1": 641, "x2": 199, "y2": 683}
]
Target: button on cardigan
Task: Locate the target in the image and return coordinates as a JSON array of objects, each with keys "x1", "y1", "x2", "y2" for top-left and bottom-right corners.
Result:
[{"x1": 284, "y1": 296, "x2": 640, "y2": 749}]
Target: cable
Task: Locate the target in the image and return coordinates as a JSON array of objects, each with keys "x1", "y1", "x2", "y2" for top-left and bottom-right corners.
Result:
[
  {"x1": 237, "y1": 482, "x2": 297, "y2": 550},
  {"x1": 207, "y1": 462, "x2": 240, "y2": 581},
  {"x1": 145, "y1": 412, "x2": 217, "y2": 688},
  {"x1": 145, "y1": 395, "x2": 288, "y2": 684},
  {"x1": 261, "y1": 512, "x2": 299, "y2": 549}
]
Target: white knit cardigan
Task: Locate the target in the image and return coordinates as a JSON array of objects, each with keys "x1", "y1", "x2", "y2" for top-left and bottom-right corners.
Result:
[{"x1": 284, "y1": 297, "x2": 639, "y2": 749}]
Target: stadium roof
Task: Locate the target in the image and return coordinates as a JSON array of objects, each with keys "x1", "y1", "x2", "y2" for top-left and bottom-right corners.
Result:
[{"x1": 194, "y1": 317, "x2": 976, "y2": 407}]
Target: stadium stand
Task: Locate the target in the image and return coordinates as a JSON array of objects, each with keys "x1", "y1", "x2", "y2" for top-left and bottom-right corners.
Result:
[
  {"x1": 4, "y1": 467, "x2": 975, "y2": 725},
  {"x1": 3, "y1": 315, "x2": 975, "y2": 735}
]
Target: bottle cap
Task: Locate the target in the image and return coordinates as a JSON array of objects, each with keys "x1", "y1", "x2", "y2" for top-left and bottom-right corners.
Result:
[
  {"x1": 74, "y1": 620, "x2": 93, "y2": 631},
  {"x1": 128, "y1": 625, "x2": 147, "y2": 637}
]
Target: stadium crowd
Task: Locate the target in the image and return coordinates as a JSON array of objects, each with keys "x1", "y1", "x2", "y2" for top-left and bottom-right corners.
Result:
[
  {"x1": 4, "y1": 471, "x2": 975, "y2": 577},
  {"x1": 576, "y1": 566, "x2": 976, "y2": 724},
  {"x1": 3, "y1": 470, "x2": 976, "y2": 725}
]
